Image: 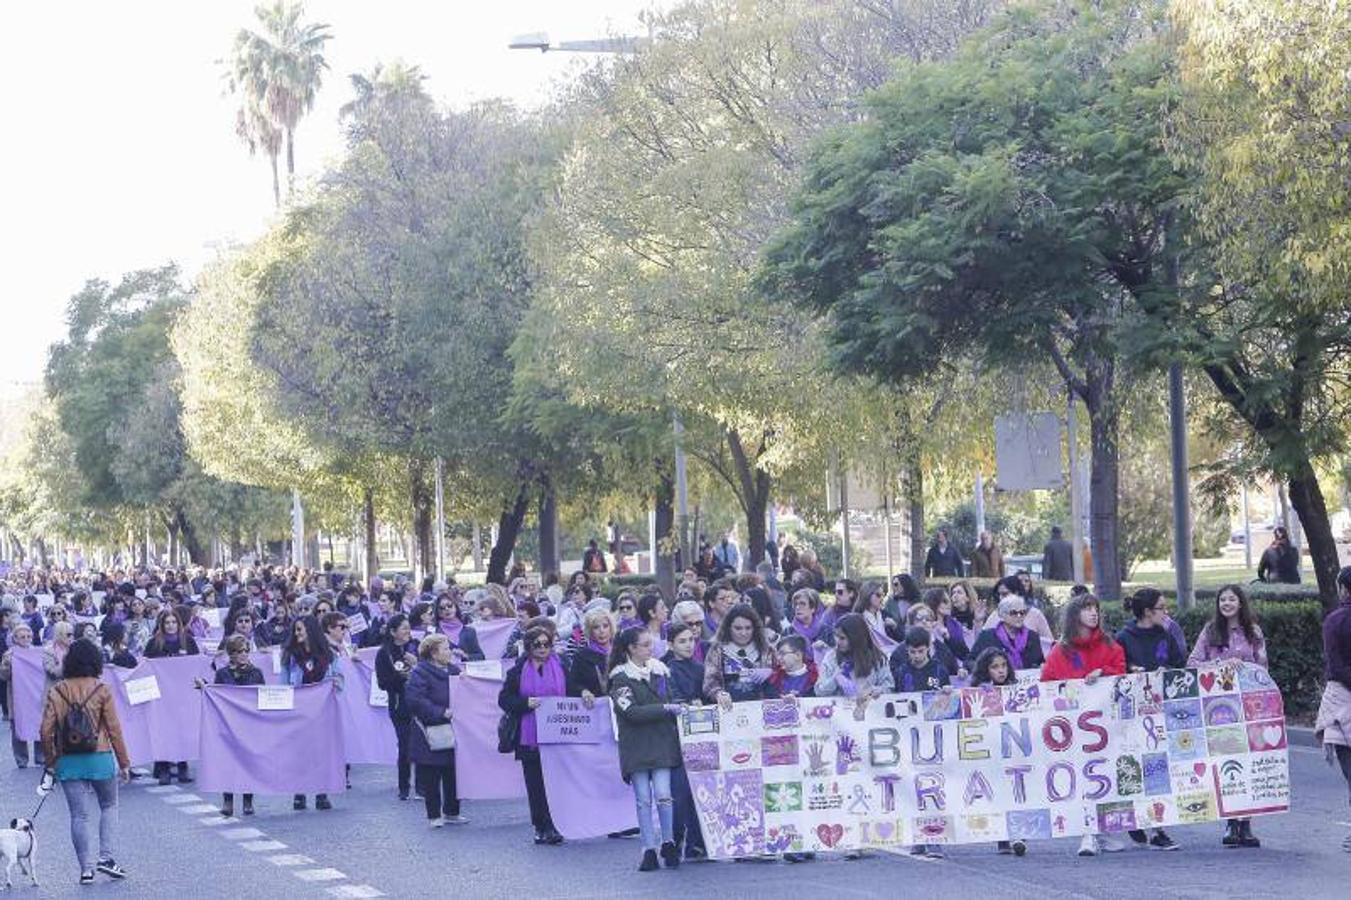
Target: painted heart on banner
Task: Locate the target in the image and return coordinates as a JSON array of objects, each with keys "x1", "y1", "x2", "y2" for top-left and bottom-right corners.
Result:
[
  {"x1": 1199, "y1": 671, "x2": 1216, "y2": 693},
  {"x1": 816, "y1": 823, "x2": 843, "y2": 848},
  {"x1": 1192, "y1": 762, "x2": 1207, "y2": 778},
  {"x1": 1262, "y1": 724, "x2": 1283, "y2": 747}
]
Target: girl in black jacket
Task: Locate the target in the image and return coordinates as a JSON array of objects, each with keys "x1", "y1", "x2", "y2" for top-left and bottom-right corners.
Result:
[
  {"x1": 660, "y1": 621, "x2": 708, "y2": 861},
  {"x1": 375, "y1": 614, "x2": 420, "y2": 800},
  {"x1": 609, "y1": 628, "x2": 685, "y2": 872}
]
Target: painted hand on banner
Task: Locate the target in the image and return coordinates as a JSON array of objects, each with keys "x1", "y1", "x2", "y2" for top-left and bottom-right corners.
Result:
[{"x1": 580, "y1": 690, "x2": 595, "y2": 709}]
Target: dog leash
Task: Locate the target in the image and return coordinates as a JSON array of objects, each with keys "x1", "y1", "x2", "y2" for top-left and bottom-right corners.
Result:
[{"x1": 31, "y1": 770, "x2": 55, "y2": 819}]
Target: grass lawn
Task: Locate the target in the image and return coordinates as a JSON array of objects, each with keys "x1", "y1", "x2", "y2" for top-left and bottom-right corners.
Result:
[{"x1": 1128, "y1": 552, "x2": 1257, "y2": 591}]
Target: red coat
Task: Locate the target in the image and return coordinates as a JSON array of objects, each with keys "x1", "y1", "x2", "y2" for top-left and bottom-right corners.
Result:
[{"x1": 1040, "y1": 628, "x2": 1125, "y2": 682}]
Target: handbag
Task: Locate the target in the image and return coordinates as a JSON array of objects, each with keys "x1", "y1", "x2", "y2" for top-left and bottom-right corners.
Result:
[
  {"x1": 416, "y1": 718, "x2": 456, "y2": 751},
  {"x1": 496, "y1": 711, "x2": 520, "y2": 754}
]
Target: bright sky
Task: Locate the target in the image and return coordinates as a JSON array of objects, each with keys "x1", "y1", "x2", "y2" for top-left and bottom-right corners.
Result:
[{"x1": 1, "y1": 0, "x2": 661, "y2": 389}]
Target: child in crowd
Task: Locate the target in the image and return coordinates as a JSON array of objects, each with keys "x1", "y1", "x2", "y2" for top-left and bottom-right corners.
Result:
[
  {"x1": 769, "y1": 634, "x2": 817, "y2": 697},
  {"x1": 971, "y1": 648, "x2": 1026, "y2": 857}
]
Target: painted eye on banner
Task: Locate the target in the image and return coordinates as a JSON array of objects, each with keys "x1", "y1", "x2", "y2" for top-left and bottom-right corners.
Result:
[{"x1": 1180, "y1": 800, "x2": 1207, "y2": 815}]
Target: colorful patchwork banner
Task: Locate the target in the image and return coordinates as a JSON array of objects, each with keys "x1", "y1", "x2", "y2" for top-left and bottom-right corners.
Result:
[{"x1": 677, "y1": 662, "x2": 1290, "y2": 857}]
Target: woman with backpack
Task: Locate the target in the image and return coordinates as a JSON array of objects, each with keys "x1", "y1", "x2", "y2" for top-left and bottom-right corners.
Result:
[{"x1": 39, "y1": 638, "x2": 130, "y2": 886}]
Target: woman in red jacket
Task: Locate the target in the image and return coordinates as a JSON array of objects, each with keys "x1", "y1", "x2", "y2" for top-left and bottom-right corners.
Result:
[{"x1": 1040, "y1": 593, "x2": 1125, "y2": 857}]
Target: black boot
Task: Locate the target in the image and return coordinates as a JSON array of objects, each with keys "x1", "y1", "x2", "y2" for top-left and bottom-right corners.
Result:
[
  {"x1": 660, "y1": 841, "x2": 680, "y2": 869},
  {"x1": 315, "y1": 794, "x2": 332, "y2": 811},
  {"x1": 155, "y1": 762, "x2": 171, "y2": 786},
  {"x1": 293, "y1": 794, "x2": 307, "y2": 811},
  {"x1": 638, "y1": 849, "x2": 660, "y2": 872},
  {"x1": 1223, "y1": 820, "x2": 1240, "y2": 847},
  {"x1": 242, "y1": 796, "x2": 255, "y2": 816},
  {"x1": 176, "y1": 762, "x2": 193, "y2": 784},
  {"x1": 221, "y1": 795, "x2": 234, "y2": 818},
  {"x1": 1238, "y1": 819, "x2": 1260, "y2": 849}
]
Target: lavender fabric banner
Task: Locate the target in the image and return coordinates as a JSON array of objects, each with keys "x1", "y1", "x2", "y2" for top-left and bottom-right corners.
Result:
[
  {"x1": 338, "y1": 648, "x2": 396, "y2": 764},
  {"x1": 538, "y1": 699, "x2": 638, "y2": 839},
  {"x1": 472, "y1": 618, "x2": 516, "y2": 661},
  {"x1": 197, "y1": 683, "x2": 346, "y2": 795},
  {"x1": 11, "y1": 647, "x2": 46, "y2": 741},
  {"x1": 447, "y1": 672, "x2": 526, "y2": 800},
  {"x1": 105, "y1": 656, "x2": 216, "y2": 764}
]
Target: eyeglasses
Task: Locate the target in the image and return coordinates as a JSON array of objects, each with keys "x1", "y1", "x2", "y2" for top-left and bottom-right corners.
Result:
[
  {"x1": 834, "y1": 588, "x2": 848, "y2": 595},
  {"x1": 618, "y1": 605, "x2": 635, "y2": 613},
  {"x1": 1006, "y1": 609, "x2": 1028, "y2": 617},
  {"x1": 531, "y1": 639, "x2": 554, "y2": 649}
]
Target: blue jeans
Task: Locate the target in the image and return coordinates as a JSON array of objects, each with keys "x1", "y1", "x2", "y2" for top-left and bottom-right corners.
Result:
[
  {"x1": 61, "y1": 777, "x2": 117, "y2": 872},
  {"x1": 630, "y1": 768, "x2": 674, "y2": 851}
]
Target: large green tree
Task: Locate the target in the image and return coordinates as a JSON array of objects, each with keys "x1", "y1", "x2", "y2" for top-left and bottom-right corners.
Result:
[
  {"x1": 1162, "y1": 0, "x2": 1351, "y2": 605},
  {"x1": 763, "y1": 0, "x2": 1185, "y2": 599}
]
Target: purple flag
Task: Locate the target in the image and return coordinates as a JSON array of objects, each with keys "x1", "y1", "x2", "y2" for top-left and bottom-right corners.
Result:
[
  {"x1": 447, "y1": 673, "x2": 526, "y2": 800},
  {"x1": 472, "y1": 618, "x2": 516, "y2": 661},
  {"x1": 197, "y1": 683, "x2": 346, "y2": 795},
  {"x1": 538, "y1": 700, "x2": 638, "y2": 839},
  {"x1": 337, "y1": 648, "x2": 396, "y2": 764},
  {"x1": 11, "y1": 647, "x2": 46, "y2": 742}
]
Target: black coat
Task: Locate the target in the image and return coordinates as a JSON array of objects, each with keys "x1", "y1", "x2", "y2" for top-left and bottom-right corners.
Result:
[
  {"x1": 566, "y1": 645, "x2": 609, "y2": 698},
  {"x1": 609, "y1": 669, "x2": 683, "y2": 777},
  {"x1": 404, "y1": 659, "x2": 459, "y2": 766},
  {"x1": 143, "y1": 634, "x2": 200, "y2": 658},
  {"x1": 499, "y1": 654, "x2": 570, "y2": 761},
  {"x1": 662, "y1": 654, "x2": 704, "y2": 703},
  {"x1": 924, "y1": 543, "x2": 964, "y2": 578},
  {"x1": 375, "y1": 639, "x2": 420, "y2": 722},
  {"x1": 213, "y1": 663, "x2": 266, "y2": 686}
]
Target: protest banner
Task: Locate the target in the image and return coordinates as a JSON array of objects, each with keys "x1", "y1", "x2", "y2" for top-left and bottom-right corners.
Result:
[
  {"x1": 198, "y1": 682, "x2": 346, "y2": 795},
  {"x1": 535, "y1": 697, "x2": 613, "y2": 744},
  {"x1": 447, "y1": 673, "x2": 526, "y2": 800},
  {"x1": 677, "y1": 662, "x2": 1291, "y2": 858},
  {"x1": 337, "y1": 648, "x2": 397, "y2": 764},
  {"x1": 10, "y1": 648, "x2": 46, "y2": 741},
  {"x1": 538, "y1": 698, "x2": 639, "y2": 839}
]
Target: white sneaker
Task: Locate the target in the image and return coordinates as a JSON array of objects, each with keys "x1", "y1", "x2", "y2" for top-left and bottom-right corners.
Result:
[
  {"x1": 1099, "y1": 833, "x2": 1128, "y2": 853},
  {"x1": 1077, "y1": 834, "x2": 1098, "y2": 857},
  {"x1": 442, "y1": 814, "x2": 469, "y2": 825},
  {"x1": 428, "y1": 818, "x2": 444, "y2": 829}
]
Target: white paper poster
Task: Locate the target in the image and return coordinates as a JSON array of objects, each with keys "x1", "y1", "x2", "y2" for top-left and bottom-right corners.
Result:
[{"x1": 125, "y1": 676, "x2": 162, "y2": 706}]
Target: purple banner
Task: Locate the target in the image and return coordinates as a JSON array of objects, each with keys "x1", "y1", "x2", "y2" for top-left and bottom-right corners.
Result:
[
  {"x1": 11, "y1": 647, "x2": 46, "y2": 742},
  {"x1": 197, "y1": 683, "x2": 346, "y2": 795},
  {"x1": 472, "y1": 618, "x2": 516, "y2": 660},
  {"x1": 538, "y1": 698, "x2": 638, "y2": 839},
  {"x1": 338, "y1": 648, "x2": 396, "y2": 764},
  {"x1": 105, "y1": 656, "x2": 216, "y2": 764},
  {"x1": 447, "y1": 672, "x2": 526, "y2": 800}
]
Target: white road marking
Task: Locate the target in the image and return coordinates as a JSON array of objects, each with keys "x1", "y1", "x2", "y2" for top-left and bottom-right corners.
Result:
[
  {"x1": 178, "y1": 804, "x2": 221, "y2": 814},
  {"x1": 293, "y1": 868, "x2": 346, "y2": 882},
  {"x1": 241, "y1": 840, "x2": 288, "y2": 852},
  {"x1": 327, "y1": 885, "x2": 384, "y2": 898},
  {"x1": 267, "y1": 854, "x2": 316, "y2": 867},
  {"x1": 161, "y1": 793, "x2": 203, "y2": 804},
  {"x1": 221, "y1": 827, "x2": 266, "y2": 840},
  {"x1": 196, "y1": 816, "x2": 237, "y2": 827},
  {"x1": 145, "y1": 785, "x2": 181, "y2": 794}
]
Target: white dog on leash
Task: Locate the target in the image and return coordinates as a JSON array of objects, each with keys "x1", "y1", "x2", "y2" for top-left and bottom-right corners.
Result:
[{"x1": 0, "y1": 818, "x2": 38, "y2": 889}]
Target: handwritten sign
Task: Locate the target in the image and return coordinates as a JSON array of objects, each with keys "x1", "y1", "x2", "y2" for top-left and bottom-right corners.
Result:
[
  {"x1": 347, "y1": 613, "x2": 368, "y2": 636},
  {"x1": 125, "y1": 676, "x2": 162, "y2": 706},
  {"x1": 535, "y1": 697, "x2": 612, "y2": 744},
  {"x1": 257, "y1": 686, "x2": 295, "y2": 711},
  {"x1": 368, "y1": 675, "x2": 388, "y2": 708},
  {"x1": 200, "y1": 608, "x2": 222, "y2": 629}
]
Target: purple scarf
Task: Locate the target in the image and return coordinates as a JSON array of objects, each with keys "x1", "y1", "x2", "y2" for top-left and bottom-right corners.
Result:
[
  {"x1": 995, "y1": 623, "x2": 1029, "y2": 670},
  {"x1": 438, "y1": 617, "x2": 464, "y2": 644},
  {"x1": 792, "y1": 610, "x2": 824, "y2": 645},
  {"x1": 519, "y1": 654, "x2": 566, "y2": 747},
  {"x1": 618, "y1": 617, "x2": 641, "y2": 632},
  {"x1": 943, "y1": 615, "x2": 965, "y2": 649}
]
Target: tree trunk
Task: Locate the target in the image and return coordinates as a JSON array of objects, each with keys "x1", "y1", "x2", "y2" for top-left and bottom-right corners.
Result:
[
  {"x1": 175, "y1": 510, "x2": 207, "y2": 564},
  {"x1": 1085, "y1": 372, "x2": 1123, "y2": 601},
  {"x1": 269, "y1": 151, "x2": 280, "y2": 209},
  {"x1": 726, "y1": 429, "x2": 771, "y2": 573},
  {"x1": 655, "y1": 467, "x2": 677, "y2": 599},
  {"x1": 1286, "y1": 462, "x2": 1340, "y2": 609},
  {"x1": 35, "y1": 537, "x2": 49, "y2": 568},
  {"x1": 285, "y1": 128, "x2": 296, "y2": 196},
  {"x1": 363, "y1": 487, "x2": 378, "y2": 585},
  {"x1": 488, "y1": 482, "x2": 532, "y2": 585},
  {"x1": 410, "y1": 460, "x2": 434, "y2": 583},
  {"x1": 537, "y1": 474, "x2": 559, "y2": 580}
]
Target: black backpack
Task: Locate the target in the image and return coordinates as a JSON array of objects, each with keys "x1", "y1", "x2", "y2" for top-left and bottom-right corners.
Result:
[{"x1": 55, "y1": 683, "x2": 102, "y2": 755}]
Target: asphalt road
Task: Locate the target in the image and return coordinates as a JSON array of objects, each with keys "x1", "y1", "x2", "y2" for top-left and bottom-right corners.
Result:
[{"x1": 2, "y1": 731, "x2": 1347, "y2": 899}]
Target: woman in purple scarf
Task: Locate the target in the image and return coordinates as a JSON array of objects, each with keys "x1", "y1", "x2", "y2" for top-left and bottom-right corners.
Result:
[
  {"x1": 788, "y1": 588, "x2": 831, "y2": 660},
  {"x1": 498, "y1": 624, "x2": 567, "y2": 845},
  {"x1": 969, "y1": 595, "x2": 1046, "y2": 672},
  {"x1": 922, "y1": 588, "x2": 972, "y2": 667}
]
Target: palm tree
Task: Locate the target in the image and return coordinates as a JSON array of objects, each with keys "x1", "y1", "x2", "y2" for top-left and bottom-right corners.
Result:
[
  {"x1": 224, "y1": 1, "x2": 331, "y2": 207},
  {"x1": 338, "y1": 61, "x2": 431, "y2": 142}
]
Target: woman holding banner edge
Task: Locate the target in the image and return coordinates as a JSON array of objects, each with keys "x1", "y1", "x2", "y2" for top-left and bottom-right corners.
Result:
[
  {"x1": 376, "y1": 613, "x2": 420, "y2": 801},
  {"x1": 405, "y1": 633, "x2": 465, "y2": 828},
  {"x1": 608, "y1": 627, "x2": 685, "y2": 871},
  {"x1": 281, "y1": 615, "x2": 338, "y2": 811},
  {"x1": 499, "y1": 624, "x2": 566, "y2": 845},
  {"x1": 142, "y1": 608, "x2": 199, "y2": 785}
]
